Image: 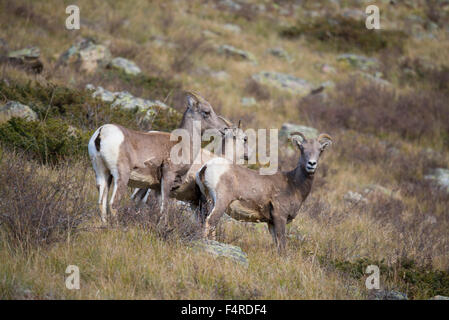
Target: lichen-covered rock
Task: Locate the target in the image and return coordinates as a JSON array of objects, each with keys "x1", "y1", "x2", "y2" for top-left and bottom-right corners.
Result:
[
  {"x1": 362, "y1": 184, "x2": 400, "y2": 200},
  {"x1": 337, "y1": 53, "x2": 379, "y2": 70},
  {"x1": 266, "y1": 47, "x2": 293, "y2": 62},
  {"x1": 0, "y1": 101, "x2": 38, "y2": 123},
  {"x1": 108, "y1": 57, "x2": 141, "y2": 75},
  {"x1": 218, "y1": 44, "x2": 257, "y2": 63},
  {"x1": 252, "y1": 71, "x2": 313, "y2": 96},
  {"x1": 279, "y1": 123, "x2": 319, "y2": 140},
  {"x1": 221, "y1": 23, "x2": 241, "y2": 34},
  {"x1": 430, "y1": 295, "x2": 449, "y2": 300},
  {"x1": 425, "y1": 168, "x2": 449, "y2": 193},
  {"x1": 86, "y1": 84, "x2": 169, "y2": 111},
  {"x1": 343, "y1": 191, "x2": 368, "y2": 204},
  {"x1": 241, "y1": 97, "x2": 256, "y2": 107},
  {"x1": 7, "y1": 46, "x2": 43, "y2": 73},
  {"x1": 372, "y1": 290, "x2": 408, "y2": 300},
  {"x1": 59, "y1": 38, "x2": 111, "y2": 73},
  {"x1": 193, "y1": 239, "x2": 249, "y2": 266},
  {"x1": 355, "y1": 71, "x2": 391, "y2": 87}
]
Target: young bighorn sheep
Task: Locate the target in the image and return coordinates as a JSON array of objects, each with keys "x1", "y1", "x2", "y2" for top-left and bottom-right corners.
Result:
[
  {"x1": 196, "y1": 132, "x2": 332, "y2": 251},
  {"x1": 88, "y1": 92, "x2": 231, "y2": 224}
]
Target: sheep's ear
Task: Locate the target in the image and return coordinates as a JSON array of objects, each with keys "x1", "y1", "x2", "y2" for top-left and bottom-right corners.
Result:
[
  {"x1": 320, "y1": 139, "x2": 332, "y2": 151},
  {"x1": 318, "y1": 133, "x2": 332, "y2": 151},
  {"x1": 185, "y1": 92, "x2": 198, "y2": 110}
]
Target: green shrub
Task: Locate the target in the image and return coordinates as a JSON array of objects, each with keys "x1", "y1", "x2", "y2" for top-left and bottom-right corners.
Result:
[
  {"x1": 280, "y1": 17, "x2": 407, "y2": 53},
  {"x1": 0, "y1": 117, "x2": 90, "y2": 165},
  {"x1": 0, "y1": 80, "x2": 182, "y2": 132},
  {"x1": 329, "y1": 257, "x2": 449, "y2": 299}
]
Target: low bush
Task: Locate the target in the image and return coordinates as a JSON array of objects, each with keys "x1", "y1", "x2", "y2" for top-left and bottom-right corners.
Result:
[
  {"x1": 0, "y1": 117, "x2": 90, "y2": 165},
  {"x1": 0, "y1": 152, "x2": 94, "y2": 249},
  {"x1": 280, "y1": 16, "x2": 407, "y2": 53}
]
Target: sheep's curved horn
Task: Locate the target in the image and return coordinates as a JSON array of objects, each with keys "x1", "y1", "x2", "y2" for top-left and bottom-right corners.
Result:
[
  {"x1": 289, "y1": 131, "x2": 307, "y2": 142},
  {"x1": 218, "y1": 116, "x2": 233, "y2": 127},
  {"x1": 317, "y1": 133, "x2": 333, "y2": 142}
]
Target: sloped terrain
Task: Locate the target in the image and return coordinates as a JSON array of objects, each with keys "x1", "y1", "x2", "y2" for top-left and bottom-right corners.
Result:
[{"x1": 0, "y1": 0, "x2": 448, "y2": 299}]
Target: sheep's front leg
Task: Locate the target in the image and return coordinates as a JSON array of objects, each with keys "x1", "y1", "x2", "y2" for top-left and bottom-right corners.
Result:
[
  {"x1": 270, "y1": 205, "x2": 287, "y2": 253},
  {"x1": 159, "y1": 167, "x2": 176, "y2": 225}
]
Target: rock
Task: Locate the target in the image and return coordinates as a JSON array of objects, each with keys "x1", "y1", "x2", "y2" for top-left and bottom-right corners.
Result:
[
  {"x1": 320, "y1": 64, "x2": 336, "y2": 74},
  {"x1": 241, "y1": 97, "x2": 256, "y2": 107},
  {"x1": 0, "y1": 101, "x2": 38, "y2": 123},
  {"x1": 362, "y1": 184, "x2": 399, "y2": 200},
  {"x1": 219, "y1": 0, "x2": 242, "y2": 11},
  {"x1": 343, "y1": 191, "x2": 367, "y2": 204},
  {"x1": 59, "y1": 38, "x2": 112, "y2": 73},
  {"x1": 266, "y1": 47, "x2": 293, "y2": 62},
  {"x1": 218, "y1": 44, "x2": 257, "y2": 63},
  {"x1": 6, "y1": 46, "x2": 43, "y2": 73},
  {"x1": 193, "y1": 239, "x2": 249, "y2": 266},
  {"x1": 430, "y1": 295, "x2": 449, "y2": 300},
  {"x1": 210, "y1": 70, "x2": 229, "y2": 81},
  {"x1": 221, "y1": 23, "x2": 241, "y2": 34},
  {"x1": 372, "y1": 290, "x2": 408, "y2": 300},
  {"x1": 425, "y1": 168, "x2": 449, "y2": 193},
  {"x1": 195, "y1": 67, "x2": 229, "y2": 81},
  {"x1": 341, "y1": 8, "x2": 365, "y2": 21},
  {"x1": 108, "y1": 57, "x2": 141, "y2": 75},
  {"x1": 355, "y1": 71, "x2": 391, "y2": 87},
  {"x1": 337, "y1": 53, "x2": 379, "y2": 71},
  {"x1": 252, "y1": 71, "x2": 313, "y2": 96},
  {"x1": 150, "y1": 35, "x2": 178, "y2": 49},
  {"x1": 86, "y1": 84, "x2": 169, "y2": 111},
  {"x1": 279, "y1": 123, "x2": 319, "y2": 140}
]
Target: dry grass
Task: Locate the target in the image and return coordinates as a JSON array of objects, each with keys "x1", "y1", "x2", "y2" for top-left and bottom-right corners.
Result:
[{"x1": 0, "y1": 0, "x2": 448, "y2": 299}]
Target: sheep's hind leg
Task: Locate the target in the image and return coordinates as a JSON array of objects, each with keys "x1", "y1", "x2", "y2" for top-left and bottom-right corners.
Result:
[
  {"x1": 203, "y1": 199, "x2": 229, "y2": 240},
  {"x1": 109, "y1": 165, "x2": 130, "y2": 225}
]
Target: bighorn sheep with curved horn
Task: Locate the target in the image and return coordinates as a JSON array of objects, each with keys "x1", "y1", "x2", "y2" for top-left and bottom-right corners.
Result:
[
  {"x1": 196, "y1": 131, "x2": 332, "y2": 251},
  {"x1": 88, "y1": 92, "x2": 234, "y2": 224}
]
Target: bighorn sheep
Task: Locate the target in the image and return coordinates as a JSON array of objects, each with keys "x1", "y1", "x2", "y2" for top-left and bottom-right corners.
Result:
[
  {"x1": 88, "y1": 92, "x2": 232, "y2": 223},
  {"x1": 132, "y1": 121, "x2": 251, "y2": 227},
  {"x1": 196, "y1": 132, "x2": 332, "y2": 251}
]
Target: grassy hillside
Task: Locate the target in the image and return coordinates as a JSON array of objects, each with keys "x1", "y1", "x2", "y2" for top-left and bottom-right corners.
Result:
[{"x1": 0, "y1": 0, "x2": 448, "y2": 299}]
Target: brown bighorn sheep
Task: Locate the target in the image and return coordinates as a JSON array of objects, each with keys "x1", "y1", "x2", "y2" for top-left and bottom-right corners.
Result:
[
  {"x1": 88, "y1": 92, "x2": 232, "y2": 224},
  {"x1": 196, "y1": 132, "x2": 332, "y2": 251}
]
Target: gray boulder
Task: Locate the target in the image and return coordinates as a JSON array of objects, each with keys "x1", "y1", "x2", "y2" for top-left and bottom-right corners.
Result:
[
  {"x1": 0, "y1": 101, "x2": 38, "y2": 123},
  {"x1": 108, "y1": 57, "x2": 141, "y2": 75},
  {"x1": 279, "y1": 123, "x2": 319, "y2": 140},
  {"x1": 337, "y1": 53, "x2": 379, "y2": 71},
  {"x1": 252, "y1": 71, "x2": 313, "y2": 96},
  {"x1": 425, "y1": 168, "x2": 449, "y2": 193},
  {"x1": 193, "y1": 239, "x2": 249, "y2": 266},
  {"x1": 218, "y1": 44, "x2": 257, "y2": 63},
  {"x1": 430, "y1": 295, "x2": 449, "y2": 300},
  {"x1": 266, "y1": 47, "x2": 293, "y2": 62},
  {"x1": 6, "y1": 46, "x2": 43, "y2": 73},
  {"x1": 86, "y1": 84, "x2": 169, "y2": 111},
  {"x1": 59, "y1": 38, "x2": 111, "y2": 73},
  {"x1": 372, "y1": 290, "x2": 408, "y2": 300},
  {"x1": 343, "y1": 191, "x2": 368, "y2": 204},
  {"x1": 241, "y1": 97, "x2": 256, "y2": 107}
]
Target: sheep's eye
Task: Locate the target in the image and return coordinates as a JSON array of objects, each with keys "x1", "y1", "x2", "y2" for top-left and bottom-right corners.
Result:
[{"x1": 202, "y1": 111, "x2": 210, "y2": 117}]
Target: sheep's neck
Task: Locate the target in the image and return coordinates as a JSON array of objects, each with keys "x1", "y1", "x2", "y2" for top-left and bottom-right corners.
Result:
[{"x1": 288, "y1": 166, "x2": 314, "y2": 200}]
